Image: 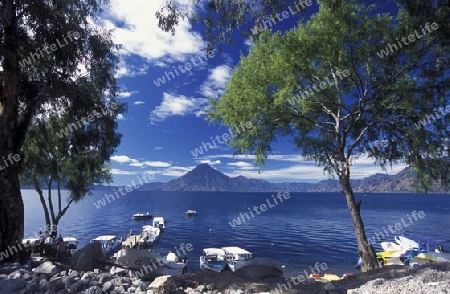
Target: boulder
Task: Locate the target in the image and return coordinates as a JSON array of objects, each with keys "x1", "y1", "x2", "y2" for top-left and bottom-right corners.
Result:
[
  {"x1": 84, "y1": 286, "x2": 103, "y2": 294},
  {"x1": 32, "y1": 261, "x2": 58, "y2": 276},
  {"x1": 148, "y1": 275, "x2": 175, "y2": 294},
  {"x1": 71, "y1": 242, "x2": 104, "y2": 271}
]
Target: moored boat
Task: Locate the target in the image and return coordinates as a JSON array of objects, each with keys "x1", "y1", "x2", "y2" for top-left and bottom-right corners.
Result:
[
  {"x1": 200, "y1": 248, "x2": 227, "y2": 272},
  {"x1": 90, "y1": 235, "x2": 122, "y2": 256},
  {"x1": 137, "y1": 225, "x2": 161, "y2": 248},
  {"x1": 63, "y1": 237, "x2": 79, "y2": 256},
  {"x1": 132, "y1": 212, "x2": 152, "y2": 220},
  {"x1": 185, "y1": 209, "x2": 198, "y2": 216},
  {"x1": 152, "y1": 217, "x2": 166, "y2": 230},
  {"x1": 221, "y1": 246, "x2": 283, "y2": 279}
]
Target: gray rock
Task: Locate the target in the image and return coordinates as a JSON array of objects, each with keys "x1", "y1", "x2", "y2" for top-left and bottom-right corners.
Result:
[
  {"x1": 89, "y1": 280, "x2": 99, "y2": 287},
  {"x1": 114, "y1": 285, "x2": 126, "y2": 292},
  {"x1": 80, "y1": 272, "x2": 93, "y2": 285},
  {"x1": 68, "y1": 269, "x2": 80, "y2": 277},
  {"x1": 129, "y1": 286, "x2": 136, "y2": 292},
  {"x1": 148, "y1": 275, "x2": 175, "y2": 294},
  {"x1": 39, "y1": 278, "x2": 49, "y2": 291},
  {"x1": 33, "y1": 261, "x2": 58, "y2": 276},
  {"x1": 323, "y1": 282, "x2": 335, "y2": 290},
  {"x1": 71, "y1": 242, "x2": 104, "y2": 272},
  {"x1": 70, "y1": 281, "x2": 83, "y2": 293},
  {"x1": 48, "y1": 276, "x2": 65, "y2": 292},
  {"x1": 103, "y1": 281, "x2": 114, "y2": 292},
  {"x1": 26, "y1": 282, "x2": 39, "y2": 293},
  {"x1": 98, "y1": 272, "x2": 112, "y2": 283},
  {"x1": 8, "y1": 269, "x2": 22, "y2": 279},
  {"x1": 56, "y1": 289, "x2": 69, "y2": 294},
  {"x1": 197, "y1": 285, "x2": 206, "y2": 292},
  {"x1": 206, "y1": 283, "x2": 216, "y2": 291},
  {"x1": 84, "y1": 286, "x2": 103, "y2": 294},
  {"x1": 22, "y1": 272, "x2": 33, "y2": 281},
  {"x1": 62, "y1": 275, "x2": 74, "y2": 285}
]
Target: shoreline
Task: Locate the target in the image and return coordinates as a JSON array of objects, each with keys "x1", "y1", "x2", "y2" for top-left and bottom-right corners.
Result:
[{"x1": 1, "y1": 256, "x2": 450, "y2": 293}]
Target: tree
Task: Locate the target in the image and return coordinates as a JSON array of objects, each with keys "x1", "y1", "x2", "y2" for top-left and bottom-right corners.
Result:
[
  {"x1": 0, "y1": 0, "x2": 117, "y2": 256},
  {"x1": 156, "y1": 0, "x2": 302, "y2": 51},
  {"x1": 206, "y1": 0, "x2": 449, "y2": 269},
  {"x1": 20, "y1": 94, "x2": 123, "y2": 237}
]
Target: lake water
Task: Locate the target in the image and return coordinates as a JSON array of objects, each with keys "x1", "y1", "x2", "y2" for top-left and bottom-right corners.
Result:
[{"x1": 22, "y1": 190, "x2": 450, "y2": 277}]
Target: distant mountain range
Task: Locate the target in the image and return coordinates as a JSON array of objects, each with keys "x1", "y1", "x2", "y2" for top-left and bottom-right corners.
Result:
[{"x1": 136, "y1": 163, "x2": 449, "y2": 193}]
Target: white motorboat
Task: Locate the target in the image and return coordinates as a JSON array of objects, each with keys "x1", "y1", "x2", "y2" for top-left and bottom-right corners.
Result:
[
  {"x1": 200, "y1": 248, "x2": 227, "y2": 272},
  {"x1": 137, "y1": 225, "x2": 161, "y2": 247},
  {"x1": 90, "y1": 235, "x2": 122, "y2": 256},
  {"x1": 132, "y1": 212, "x2": 152, "y2": 220},
  {"x1": 185, "y1": 209, "x2": 198, "y2": 216},
  {"x1": 221, "y1": 246, "x2": 283, "y2": 279},
  {"x1": 152, "y1": 217, "x2": 166, "y2": 230},
  {"x1": 111, "y1": 248, "x2": 188, "y2": 277}
]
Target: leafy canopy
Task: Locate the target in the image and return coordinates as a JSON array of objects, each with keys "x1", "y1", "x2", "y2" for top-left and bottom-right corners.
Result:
[{"x1": 208, "y1": 0, "x2": 450, "y2": 189}]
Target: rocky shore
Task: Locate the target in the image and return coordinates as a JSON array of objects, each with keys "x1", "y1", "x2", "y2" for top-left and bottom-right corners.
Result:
[
  {"x1": 1, "y1": 242, "x2": 450, "y2": 294},
  {"x1": 1, "y1": 258, "x2": 450, "y2": 294}
]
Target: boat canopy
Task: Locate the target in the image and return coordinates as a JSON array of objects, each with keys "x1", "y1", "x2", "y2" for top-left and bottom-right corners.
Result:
[
  {"x1": 222, "y1": 246, "x2": 253, "y2": 260},
  {"x1": 63, "y1": 237, "x2": 78, "y2": 243},
  {"x1": 203, "y1": 248, "x2": 226, "y2": 256},
  {"x1": 91, "y1": 235, "x2": 117, "y2": 241}
]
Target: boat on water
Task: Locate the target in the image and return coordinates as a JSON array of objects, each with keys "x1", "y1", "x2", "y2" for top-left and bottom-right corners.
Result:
[
  {"x1": 63, "y1": 237, "x2": 79, "y2": 256},
  {"x1": 221, "y1": 246, "x2": 283, "y2": 279},
  {"x1": 90, "y1": 235, "x2": 122, "y2": 256},
  {"x1": 111, "y1": 248, "x2": 188, "y2": 276},
  {"x1": 185, "y1": 209, "x2": 198, "y2": 216},
  {"x1": 132, "y1": 212, "x2": 152, "y2": 220},
  {"x1": 152, "y1": 217, "x2": 166, "y2": 230},
  {"x1": 199, "y1": 248, "x2": 227, "y2": 272},
  {"x1": 137, "y1": 225, "x2": 161, "y2": 248}
]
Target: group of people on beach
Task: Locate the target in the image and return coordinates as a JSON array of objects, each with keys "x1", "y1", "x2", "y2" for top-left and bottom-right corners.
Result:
[{"x1": 38, "y1": 231, "x2": 67, "y2": 259}]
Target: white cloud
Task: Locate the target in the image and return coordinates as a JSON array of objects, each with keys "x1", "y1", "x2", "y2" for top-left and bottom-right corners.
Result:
[
  {"x1": 117, "y1": 91, "x2": 137, "y2": 98},
  {"x1": 197, "y1": 159, "x2": 221, "y2": 165},
  {"x1": 111, "y1": 155, "x2": 133, "y2": 163},
  {"x1": 134, "y1": 101, "x2": 146, "y2": 105},
  {"x1": 150, "y1": 92, "x2": 208, "y2": 122},
  {"x1": 154, "y1": 147, "x2": 163, "y2": 151},
  {"x1": 111, "y1": 155, "x2": 171, "y2": 169},
  {"x1": 115, "y1": 60, "x2": 149, "y2": 78},
  {"x1": 143, "y1": 161, "x2": 172, "y2": 168},
  {"x1": 101, "y1": 0, "x2": 204, "y2": 68},
  {"x1": 200, "y1": 64, "x2": 232, "y2": 97},
  {"x1": 117, "y1": 113, "x2": 126, "y2": 121},
  {"x1": 111, "y1": 168, "x2": 139, "y2": 175}
]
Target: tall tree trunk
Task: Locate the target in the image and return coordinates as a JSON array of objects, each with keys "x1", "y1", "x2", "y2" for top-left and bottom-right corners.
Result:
[
  {"x1": 33, "y1": 177, "x2": 52, "y2": 234},
  {"x1": 0, "y1": 1, "x2": 24, "y2": 258},
  {"x1": 340, "y1": 164, "x2": 379, "y2": 270}
]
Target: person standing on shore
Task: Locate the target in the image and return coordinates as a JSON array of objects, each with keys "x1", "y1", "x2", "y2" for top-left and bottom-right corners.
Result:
[{"x1": 38, "y1": 231, "x2": 46, "y2": 257}]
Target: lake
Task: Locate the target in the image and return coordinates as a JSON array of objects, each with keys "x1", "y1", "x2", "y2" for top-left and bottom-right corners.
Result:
[{"x1": 22, "y1": 189, "x2": 450, "y2": 277}]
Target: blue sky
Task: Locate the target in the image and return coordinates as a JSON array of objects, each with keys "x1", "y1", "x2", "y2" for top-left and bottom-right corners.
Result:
[{"x1": 98, "y1": 0, "x2": 406, "y2": 186}]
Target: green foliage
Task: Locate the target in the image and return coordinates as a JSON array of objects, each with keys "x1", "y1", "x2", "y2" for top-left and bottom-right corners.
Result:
[
  {"x1": 156, "y1": 0, "x2": 300, "y2": 51},
  {"x1": 208, "y1": 0, "x2": 450, "y2": 190}
]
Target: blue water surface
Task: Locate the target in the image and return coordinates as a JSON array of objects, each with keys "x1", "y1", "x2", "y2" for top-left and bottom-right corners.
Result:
[{"x1": 22, "y1": 190, "x2": 450, "y2": 277}]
